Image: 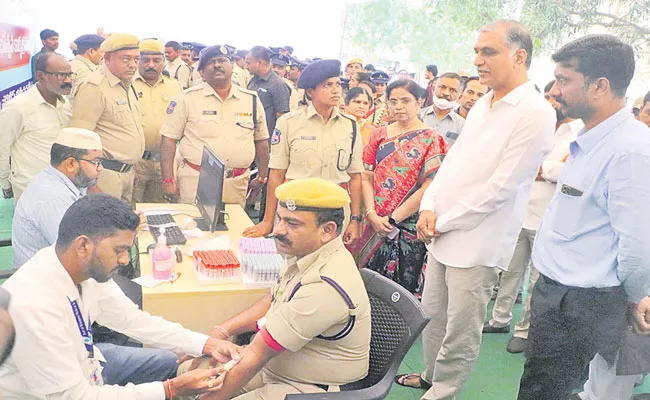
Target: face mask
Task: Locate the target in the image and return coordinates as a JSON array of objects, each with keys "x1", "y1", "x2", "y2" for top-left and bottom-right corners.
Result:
[{"x1": 432, "y1": 95, "x2": 456, "y2": 110}]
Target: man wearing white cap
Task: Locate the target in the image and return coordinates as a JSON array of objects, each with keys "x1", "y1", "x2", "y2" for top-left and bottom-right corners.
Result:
[{"x1": 12, "y1": 128, "x2": 104, "y2": 268}]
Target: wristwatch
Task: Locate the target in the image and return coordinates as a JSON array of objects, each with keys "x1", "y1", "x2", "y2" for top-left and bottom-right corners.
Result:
[
  {"x1": 350, "y1": 214, "x2": 362, "y2": 222},
  {"x1": 388, "y1": 216, "x2": 397, "y2": 226}
]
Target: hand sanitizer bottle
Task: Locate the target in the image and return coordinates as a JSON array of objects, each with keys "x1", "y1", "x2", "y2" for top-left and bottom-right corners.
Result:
[{"x1": 152, "y1": 227, "x2": 173, "y2": 280}]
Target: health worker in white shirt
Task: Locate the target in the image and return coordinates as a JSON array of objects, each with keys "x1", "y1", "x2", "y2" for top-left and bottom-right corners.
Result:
[{"x1": 0, "y1": 194, "x2": 242, "y2": 399}]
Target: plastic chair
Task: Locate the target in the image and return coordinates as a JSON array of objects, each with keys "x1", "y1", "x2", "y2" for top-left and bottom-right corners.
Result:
[{"x1": 285, "y1": 268, "x2": 430, "y2": 400}]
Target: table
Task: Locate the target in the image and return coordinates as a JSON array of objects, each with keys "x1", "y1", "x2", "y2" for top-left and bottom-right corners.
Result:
[{"x1": 136, "y1": 203, "x2": 270, "y2": 334}]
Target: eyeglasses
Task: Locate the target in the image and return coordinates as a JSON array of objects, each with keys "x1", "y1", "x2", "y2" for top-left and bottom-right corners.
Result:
[
  {"x1": 42, "y1": 71, "x2": 77, "y2": 80},
  {"x1": 388, "y1": 98, "x2": 416, "y2": 107},
  {"x1": 77, "y1": 158, "x2": 104, "y2": 168}
]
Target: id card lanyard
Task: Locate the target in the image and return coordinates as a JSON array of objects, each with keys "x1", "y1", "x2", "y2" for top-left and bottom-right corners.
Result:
[{"x1": 68, "y1": 298, "x2": 94, "y2": 359}]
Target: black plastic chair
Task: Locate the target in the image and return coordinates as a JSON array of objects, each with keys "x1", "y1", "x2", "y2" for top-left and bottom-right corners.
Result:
[{"x1": 285, "y1": 268, "x2": 430, "y2": 400}]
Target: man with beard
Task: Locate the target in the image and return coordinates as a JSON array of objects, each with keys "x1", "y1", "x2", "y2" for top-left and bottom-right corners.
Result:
[
  {"x1": 133, "y1": 39, "x2": 183, "y2": 203},
  {"x1": 71, "y1": 33, "x2": 145, "y2": 203},
  {"x1": 161, "y1": 45, "x2": 269, "y2": 206},
  {"x1": 517, "y1": 34, "x2": 650, "y2": 400},
  {"x1": 455, "y1": 76, "x2": 489, "y2": 119},
  {"x1": 484, "y1": 81, "x2": 583, "y2": 352},
  {"x1": 12, "y1": 128, "x2": 104, "y2": 268},
  {"x1": 419, "y1": 72, "x2": 466, "y2": 148},
  {"x1": 196, "y1": 178, "x2": 371, "y2": 400},
  {"x1": 0, "y1": 53, "x2": 73, "y2": 201},
  {"x1": 0, "y1": 194, "x2": 243, "y2": 399}
]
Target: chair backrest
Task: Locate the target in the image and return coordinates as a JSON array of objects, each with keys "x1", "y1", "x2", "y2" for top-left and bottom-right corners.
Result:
[
  {"x1": 340, "y1": 269, "x2": 430, "y2": 395},
  {"x1": 284, "y1": 269, "x2": 430, "y2": 400}
]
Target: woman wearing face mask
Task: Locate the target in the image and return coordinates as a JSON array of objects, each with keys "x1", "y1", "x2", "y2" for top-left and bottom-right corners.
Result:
[
  {"x1": 419, "y1": 72, "x2": 466, "y2": 149},
  {"x1": 344, "y1": 87, "x2": 375, "y2": 146},
  {"x1": 358, "y1": 79, "x2": 448, "y2": 295}
]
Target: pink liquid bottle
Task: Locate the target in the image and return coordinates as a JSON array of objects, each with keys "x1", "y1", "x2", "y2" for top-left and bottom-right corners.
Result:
[{"x1": 152, "y1": 228, "x2": 174, "y2": 280}]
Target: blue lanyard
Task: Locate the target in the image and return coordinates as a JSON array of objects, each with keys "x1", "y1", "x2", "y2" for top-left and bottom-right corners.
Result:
[{"x1": 69, "y1": 298, "x2": 94, "y2": 358}]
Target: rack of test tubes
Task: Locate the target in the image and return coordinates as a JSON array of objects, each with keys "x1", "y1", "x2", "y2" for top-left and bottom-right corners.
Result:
[
  {"x1": 239, "y1": 238, "x2": 284, "y2": 285},
  {"x1": 193, "y1": 250, "x2": 242, "y2": 285}
]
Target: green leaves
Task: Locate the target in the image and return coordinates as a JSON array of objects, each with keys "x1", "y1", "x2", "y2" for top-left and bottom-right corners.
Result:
[{"x1": 344, "y1": 0, "x2": 650, "y2": 70}]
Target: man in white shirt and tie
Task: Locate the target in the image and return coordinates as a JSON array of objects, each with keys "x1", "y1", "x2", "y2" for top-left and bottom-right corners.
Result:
[{"x1": 394, "y1": 20, "x2": 556, "y2": 399}]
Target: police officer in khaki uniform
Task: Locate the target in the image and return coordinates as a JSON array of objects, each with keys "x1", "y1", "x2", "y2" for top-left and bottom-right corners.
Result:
[
  {"x1": 186, "y1": 178, "x2": 371, "y2": 400},
  {"x1": 288, "y1": 57, "x2": 308, "y2": 110},
  {"x1": 68, "y1": 34, "x2": 104, "y2": 99},
  {"x1": 160, "y1": 45, "x2": 269, "y2": 207},
  {"x1": 164, "y1": 41, "x2": 191, "y2": 89},
  {"x1": 188, "y1": 43, "x2": 207, "y2": 87},
  {"x1": 132, "y1": 39, "x2": 183, "y2": 203},
  {"x1": 270, "y1": 53, "x2": 299, "y2": 112},
  {"x1": 232, "y1": 49, "x2": 251, "y2": 88},
  {"x1": 243, "y1": 60, "x2": 364, "y2": 246},
  {"x1": 369, "y1": 71, "x2": 390, "y2": 125},
  {"x1": 70, "y1": 33, "x2": 144, "y2": 203}
]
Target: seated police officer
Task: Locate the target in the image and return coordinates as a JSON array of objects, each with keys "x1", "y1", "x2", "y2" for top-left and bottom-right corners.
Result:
[{"x1": 188, "y1": 178, "x2": 371, "y2": 400}]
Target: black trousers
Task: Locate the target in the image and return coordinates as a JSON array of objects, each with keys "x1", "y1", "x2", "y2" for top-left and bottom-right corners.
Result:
[{"x1": 517, "y1": 274, "x2": 627, "y2": 400}]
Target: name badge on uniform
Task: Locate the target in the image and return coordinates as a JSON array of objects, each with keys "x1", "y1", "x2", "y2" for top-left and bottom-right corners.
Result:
[
  {"x1": 271, "y1": 129, "x2": 281, "y2": 145},
  {"x1": 560, "y1": 184, "x2": 583, "y2": 197},
  {"x1": 203, "y1": 110, "x2": 217, "y2": 115},
  {"x1": 446, "y1": 131, "x2": 459, "y2": 140},
  {"x1": 116, "y1": 99, "x2": 128, "y2": 105},
  {"x1": 258, "y1": 88, "x2": 268, "y2": 93},
  {"x1": 300, "y1": 136, "x2": 316, "y2": 140}
]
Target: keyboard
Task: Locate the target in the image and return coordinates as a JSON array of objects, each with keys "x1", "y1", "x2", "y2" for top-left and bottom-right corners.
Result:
[{"x1": 146, "y1": 214, "x2": 187, "y2": 246}]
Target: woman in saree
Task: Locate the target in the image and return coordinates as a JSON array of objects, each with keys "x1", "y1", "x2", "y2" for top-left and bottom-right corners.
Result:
[
  {"x1": 358, "y1": 79, "x2": 448, "y2": 295},
  {"x1": 344, "y1": 87, "x2": 376, "y2": 145}
]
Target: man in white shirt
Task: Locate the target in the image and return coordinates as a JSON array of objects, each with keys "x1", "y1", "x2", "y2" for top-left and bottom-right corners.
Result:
[
  {"x1": 0, "y1": 194, "x2": 241, "y2": 399},
  {"x1": 0, "y1": 53, "x2": 72, "y2": 201},
  {"x1": 396, "y1": 20, "x2": 555, "y2": 399},
  {"x1": 482, "y1": 81, "x2": 583, "y2": 354}
]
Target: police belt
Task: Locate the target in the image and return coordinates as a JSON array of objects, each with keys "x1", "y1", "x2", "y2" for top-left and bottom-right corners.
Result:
[
  {"x1": 183, "y1": 159, "x2": 247, "y2": 178},
  {"x1": 102, "y1": 159, "x2": 133, "y2": 173},
  {"x1": 142, "y1": 150, "x2": 161, "y2": 162}
]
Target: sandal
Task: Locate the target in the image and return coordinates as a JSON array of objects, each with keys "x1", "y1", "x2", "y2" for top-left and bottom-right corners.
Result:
[{"x1": 394, "y1": 373, "x2": 432, "y2": 390}]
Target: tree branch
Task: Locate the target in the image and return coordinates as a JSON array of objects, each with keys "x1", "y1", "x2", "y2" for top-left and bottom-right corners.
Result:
[{"x1": 555, "y1": 1, "x2": 650, "y2": 35}]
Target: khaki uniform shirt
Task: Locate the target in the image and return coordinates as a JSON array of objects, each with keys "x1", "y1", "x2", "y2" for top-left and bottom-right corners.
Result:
[
  {"x1": 269, "y1": 104, "x2": 363, "y2": 183},
  {"x1": 264, "y1": 237, "x2": 371, "y2": 386},
  {"x1": 0, "y1": 86, "x2": 68, "y2": 194},
  {"x1": 160, "y1": 82, "x2": 268, "y2": 168},
  {"x1": 69, "y1": 55, "x2": 98, "y2": 98},
  {"x1": 284, "y1": 78, "x2": 300, "y2": 112},
  {"x1": 190, "y1": 68, "x2": 203, "y2": 87},
  {"x1": 233, "y1": 64, "x2": 251, "y2": 88},
  {"x1": 165, "y1": 57, "x2": 191, "y2": 89},
  {"x1": 133, "y1": 73, "x2": 183, "y2": 151},
  {"x1": 71, "y1": 65, "x2": 145, "y2": 164}
]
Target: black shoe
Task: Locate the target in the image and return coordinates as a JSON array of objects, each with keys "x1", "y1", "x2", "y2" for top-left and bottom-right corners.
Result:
[
  {"x1": 506, "y1": 336, "x2": 527, "y2": 353},
  {"x1": 515, "y1": 293, "x2": 523, "y2": 304},
  {"x1": 483, "y1": 322, "x2": 510, "y2": 334}
]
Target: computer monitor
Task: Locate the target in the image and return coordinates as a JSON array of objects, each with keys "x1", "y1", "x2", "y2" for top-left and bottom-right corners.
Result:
[{"x1": 194, "y1": 146, "x2": 227, "y2": 232}]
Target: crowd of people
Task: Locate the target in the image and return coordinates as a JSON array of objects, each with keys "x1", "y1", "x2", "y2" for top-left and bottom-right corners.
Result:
[{"x1": 0, "y1": 15, "x2": 649, "y2": 400}]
